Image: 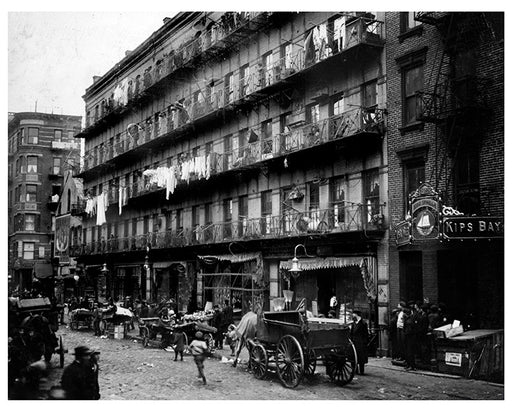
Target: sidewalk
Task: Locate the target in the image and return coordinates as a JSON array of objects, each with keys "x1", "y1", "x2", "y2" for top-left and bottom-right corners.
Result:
[{"x1": 367, "y1": 357, "x2": 462, "y2": 379}]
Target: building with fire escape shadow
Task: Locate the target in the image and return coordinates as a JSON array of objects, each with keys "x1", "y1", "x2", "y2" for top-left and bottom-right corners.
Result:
[
  {"x1": 387, "y1": 11, "x2": 504, "y2": 346},
  {"x1": 71, "y1": 12, "x2": 389, "y2": 345}
]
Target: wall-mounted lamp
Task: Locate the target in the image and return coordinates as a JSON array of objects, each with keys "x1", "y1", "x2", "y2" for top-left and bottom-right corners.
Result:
[
  {"x1": 101, "y1": 263, "x2": 109, "y2": 274},
  {"x1": 289, "y1": 244, "x2": 308, "y2": 279},
  {"x1": 143, "y1": 255, "x2": 150, "y2": 271}
]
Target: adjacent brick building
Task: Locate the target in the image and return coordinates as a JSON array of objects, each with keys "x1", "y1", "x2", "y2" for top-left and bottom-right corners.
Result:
[
  {"x1": 8, "y1": 112, "x2": 82, "y2": 293},
  {"x1": 385, "y1": 12, "x2": 504, "y2": 336}
]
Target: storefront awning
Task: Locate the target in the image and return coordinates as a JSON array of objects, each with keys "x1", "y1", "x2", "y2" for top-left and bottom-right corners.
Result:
[
  {"x1": 279, "y1": 256, "x2": 372, "y2": 271},
  {"x1": 198, "y1": 252, "x2": 262, "y2": 264}
]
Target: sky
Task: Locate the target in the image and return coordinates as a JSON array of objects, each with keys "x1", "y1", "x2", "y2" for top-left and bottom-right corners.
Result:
[{"x1": 8, "y1": 12, "x2": 175, "y2": 117}]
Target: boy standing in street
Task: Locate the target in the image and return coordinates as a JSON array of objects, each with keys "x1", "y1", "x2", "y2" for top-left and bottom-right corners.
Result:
[{"x1": 189, "y1": 331, "x2": 208, "y2": 385}]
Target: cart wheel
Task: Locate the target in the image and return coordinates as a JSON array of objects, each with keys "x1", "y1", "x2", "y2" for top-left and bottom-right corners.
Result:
[
  {"x1": 250, "y1": 343, "x2": 268, "y2": 380},
  {"x1": 59, "y1": 336, "x2": 65, "y2": 368},
  {"x1": 276, "y1": 335, "x2": 304, "y2": 388},
  {"x1": 304, "y1": 348, "x2": 317, "y2": 376},
  {"x1": 325, "y1": 340, "x2": 357, "y2": 386}
]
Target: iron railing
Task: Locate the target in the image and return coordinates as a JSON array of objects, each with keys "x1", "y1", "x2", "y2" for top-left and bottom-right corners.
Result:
[
  {"x1": 79, "y1": 16, "x2": 384, "y2": 173},
  {"x1": 70, "y1": 203, "x2": 385, "y2": 256}
]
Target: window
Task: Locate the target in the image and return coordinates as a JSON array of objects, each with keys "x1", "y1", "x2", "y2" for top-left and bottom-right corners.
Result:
[
  {"x1": 143, "y1": 215, "x2": 149, "y2": 234},
  {"x1": 223, "y1": 199, "x2": 233, "y2": 238},
  {"x1": 330, "y1": 177, "x2": 346, "y2": 226},
  {"x1": 26, "y1": 184, "x2": 37, "y2": 202},
  {"x1": 307, "y1": 103, "x2": 320, "y2": 124},
  {"x1": 332, "y1": 96, "x2": 345, "y2": 116},
  {"x1": 192, "y1": 205, "x2": 200, "y2": 229},
  {"x1": 204, "y1": 202, "x2": 213, "y2": 241},
  {"x1": 224, "y1": 134, "x2": 232, "y2": 170},
  {"x1": 261, "y1": 190, "x2": 272, "y2": 234},
  {"x1": 404, "y1": 162, "x2": 425, "y2": 214},
  {"x1": 363, "y1": 80, "x2": 377, "y2": 109},
  {"x1": 329, "y1": 16, "x2": 346, "y2": 53},
  {"x1": 240, "y1": 64, "x2": 250, "y2": 96},
  {"x1": 225, "y1": 72, "x2": 234, "y2": 104},
  {"x1": 400, "y1": 12, "x2": 421, "y2": 32},
  {"x1": 238, "y1": 195, "x2": 248, "y2": 237},
  {"x1": 15, "y1": 185, "x2": 21, "y2": 202},
  {"x1": 455, "y1": 151, "x2": 480, "y2": 215},
  {"x1": 308, "y1": 182, "x2": 320, "y2": 229},
  {"x1": 27, "y1": 128, "x2": 39, "y2": 144},
  {"x1": 27, "y1": 156, "x2": 38, "y2": 173},
  {"x1": 263, "y1": 52, "x2": 274, "y2": 86},
  {"x1": 363, "y1": 169, "x2": 380, "y2": 223},
  {"x1": 25, "y1": 214, "x2": 36, "y2": 231},
  {"x1": 281, "y1": 43, "x2": 293, "y2": 70},
  {"x1": 176, "y1": 209, "x2": 183, "y2": 231},
  {"x1": 205, "y1": 141, "x2": 213, "y2": 156},
  {"x1": 23, "y1": 242, "x2": 35, "y2": 260},
  {"x1": 16, "y1": 157, "x2": 25, "y2": 174},
  {"x1": 261, "y1": 120, "x2": 273, "y2": 156},
  {"x1": 124, "y1": 220, "x2": 129, "y2": 238},
  {"x1": 403, "y1": 65, "x2": 424, "y2": 125},
  {"x1": 54, "y1": 129, "x2": 62, "y2": 142},
  {"x1": 131, "y1": 218, "x2": 137, "y2": 236}
]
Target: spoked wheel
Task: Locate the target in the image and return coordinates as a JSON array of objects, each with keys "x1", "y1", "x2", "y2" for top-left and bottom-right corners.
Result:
[
  {"x1": 325, "y1": 340, "x2": 357, "y2": 386},
  {"x1": 275, "y1": 335, "x2": 304, "y2": 388},
  {"x1": 59, "y1": 336, "x2": 65, "y2": 368},
  {"x1": 304, "y1": 348, "x2": 317, "y2": 377},
  {"x1": 250, "y1": 344, "x2": 268, "y2": 380}
]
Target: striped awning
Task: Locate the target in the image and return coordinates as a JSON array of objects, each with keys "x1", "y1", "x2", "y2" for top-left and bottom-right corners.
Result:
[
  {"x1": 279, "y1": 256, "x2": 371, "y2": 271},
  {"x1": 198, "y1": 252, "x2": 262, "y2": 264}
]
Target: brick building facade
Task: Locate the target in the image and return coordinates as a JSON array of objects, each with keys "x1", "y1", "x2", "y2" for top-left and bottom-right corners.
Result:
[
  {"x1": 385, "y1": 12, "x2": 504, "y2": 335},
  {"x1": 8, "y1": 112, "x2": 82, "y2": 293}
]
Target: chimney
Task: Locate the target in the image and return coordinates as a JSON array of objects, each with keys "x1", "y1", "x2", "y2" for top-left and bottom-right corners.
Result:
[
  {"x1": 93, "y1": 76, "x2": 101, "y2": 84},
  {"x1": 163, "y1": 17, "x2": 171, "y2": 25}
]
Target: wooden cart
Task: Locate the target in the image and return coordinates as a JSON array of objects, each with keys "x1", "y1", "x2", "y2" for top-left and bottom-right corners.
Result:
[
  {"x1": 247, "y1": 311, "x2": 357, "y2": 388},
  {"x1": 69, "y1": 308, "x2": 94, "y2": 331}
]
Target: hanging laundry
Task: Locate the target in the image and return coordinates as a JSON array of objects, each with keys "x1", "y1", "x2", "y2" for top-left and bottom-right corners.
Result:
[
  {"x1": 304, "y1": 30, "x2": 316, "y2": 67},
  {"x1": 85, "y1": 196, "x2": 97, "y2": 216},
  {"x1": 96, "y1": 193, "x2": 107, "y2": 226},
  {"x1": 205, "y1": 153, "x2": 211, "y2": 180}
]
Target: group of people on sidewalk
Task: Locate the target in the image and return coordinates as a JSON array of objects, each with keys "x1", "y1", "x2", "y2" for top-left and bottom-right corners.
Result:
[{"x1": 389, "y1": 300, "x2": 449, "y2": 371}]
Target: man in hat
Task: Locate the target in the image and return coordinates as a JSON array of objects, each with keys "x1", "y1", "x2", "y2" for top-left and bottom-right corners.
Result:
[
  {"x1": 61, "y1": 345, "x2": 98, "y2": 400},
  {"x1": 350, "y1": 310, "x2": 369, "y2": 375},
  {"x1": 189, "y1": 331, "x2": 209, "y2": 385}
]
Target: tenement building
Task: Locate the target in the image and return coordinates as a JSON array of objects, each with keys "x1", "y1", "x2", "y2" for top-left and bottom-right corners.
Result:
[
  {"x1": 8, "y1": 112, "x2": 82, "y2": 294},
  {"x1": 71, "y1": 12, "x2": 389, "y2": 340},
  {"x1": 386, "y1": 12, "x2": 504, "y2": 329}
]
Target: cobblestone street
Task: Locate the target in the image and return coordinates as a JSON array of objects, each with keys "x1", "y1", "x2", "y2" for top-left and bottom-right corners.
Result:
[{"x1": 41, "y1": 325, "x2": 504, "y2": 400}]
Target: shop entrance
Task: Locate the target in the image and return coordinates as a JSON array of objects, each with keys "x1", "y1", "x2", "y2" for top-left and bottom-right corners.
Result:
[{"x1": 399, "y1": 251, "x2": 423, "y2": 303}]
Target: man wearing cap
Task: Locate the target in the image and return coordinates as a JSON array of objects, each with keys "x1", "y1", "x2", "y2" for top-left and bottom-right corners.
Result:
[
  {"x1": 189, "y1": 331, "x2": 208, "y2": 385},
  {"x1": 61, "y1": 345, "x2": 98, "y2": 400},
  {"x1": 350, "y1": 310, "x2": 369, "y2": 375}
]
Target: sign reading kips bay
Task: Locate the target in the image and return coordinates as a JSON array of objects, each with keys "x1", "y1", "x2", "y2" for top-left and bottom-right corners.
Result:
[
  {"x1": 394, "y1": 182, "x2": 503, "y2": 246},
  {"x1": 442, "y1": 216, "x2": 504, "y2": 240}
]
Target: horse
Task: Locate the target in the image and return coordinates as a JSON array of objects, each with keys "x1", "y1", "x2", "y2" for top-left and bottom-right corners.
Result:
[{"x1": 232, "y1": 303, "x2": 262, "y2": 367}]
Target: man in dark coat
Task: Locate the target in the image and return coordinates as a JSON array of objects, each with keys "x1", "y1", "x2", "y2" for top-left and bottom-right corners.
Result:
[
  {"x1": 403, "y1": 307, "x2": 417, "y2": 370},
  {"x1": 350, "y1": 310, "x2": 369, "y2": 375},
  {"x1": 211, "y1": 305, "x2": 224, "y2": 350},
  {"x1": 61, "y1": 345, "x2": 98, "y2": 400}
]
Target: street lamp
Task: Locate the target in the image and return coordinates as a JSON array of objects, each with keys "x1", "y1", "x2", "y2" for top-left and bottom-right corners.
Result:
[
  {"x1": 101, "y1": 263, "x2": 109, "y2": 274},
  {"x1": 289, "y1": 244, "x2": 309, "y2": 279}
]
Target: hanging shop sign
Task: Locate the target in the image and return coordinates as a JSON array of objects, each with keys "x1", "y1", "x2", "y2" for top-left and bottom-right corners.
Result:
[
  {"x1": 410, "y1": 183, "x2": 441, "y2": 241},
  {"x1": 395, "y1": 220, "x2": 412, "y2": 247},
  {"x1": 55, "y1": 215, "x2": 70, "y2": 263},
  {"x1": 442, "y1": 216, "x2": 504, "y2": 240}
]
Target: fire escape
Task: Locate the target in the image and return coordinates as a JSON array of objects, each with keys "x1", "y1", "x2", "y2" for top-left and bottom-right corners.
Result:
[{"x1": 414, "y1": 12, "x2": 499, "y2": 208}]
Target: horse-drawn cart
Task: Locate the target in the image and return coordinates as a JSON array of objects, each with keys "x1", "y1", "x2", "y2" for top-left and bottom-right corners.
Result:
[{"x1": 247, "y1": 311, "x2": 357, "y2": 388}]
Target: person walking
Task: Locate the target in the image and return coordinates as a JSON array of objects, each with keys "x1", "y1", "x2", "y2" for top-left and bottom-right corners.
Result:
[
  {"x1": 350, "y1": 310, "x2": 369, "y2": 375},
  {"x1": 61, "y1": 346, "x2": 98, "y2": 400},
  {"x1": 189, "y1": 331, "x2": 209, "y2": 385},
  {"x1": 172, "y1": 329, "x2": 185, "y2": 361}
]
